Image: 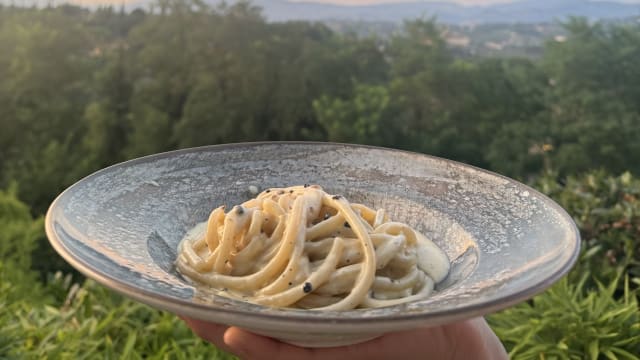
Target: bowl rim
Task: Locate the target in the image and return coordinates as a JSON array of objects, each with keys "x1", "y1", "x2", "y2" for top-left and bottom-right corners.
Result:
[{"x1": 45, "y1": 141, "x2": 581, "y2": 327}]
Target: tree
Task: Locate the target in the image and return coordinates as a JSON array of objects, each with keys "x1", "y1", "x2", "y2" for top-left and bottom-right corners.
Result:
[
  {"x1": 314, "y1": 83, "x2": 394, "y2": 145},
  {"x1": 0, "y1": 6, "x2": 96, "y2": 211},
  {"x1": 541, "y1": 18, "x2": 640, "y2": 175}
]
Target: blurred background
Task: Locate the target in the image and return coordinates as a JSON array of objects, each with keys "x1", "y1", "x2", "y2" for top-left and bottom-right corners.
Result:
[{"x1": 1, "y1": 0, "x2": 639, "y2": 358}]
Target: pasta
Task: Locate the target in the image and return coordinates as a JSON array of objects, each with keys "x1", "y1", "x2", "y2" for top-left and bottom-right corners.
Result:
[{"x1": 176, "y1": 185, "x2": 450, "y2": 310}]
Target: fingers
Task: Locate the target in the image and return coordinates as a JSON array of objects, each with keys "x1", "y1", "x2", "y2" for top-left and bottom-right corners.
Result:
[
  {"x1": 181, "y1": 316, "x2": 508, "y2": 360},
  {"x1": 223, "y1": 327, "x2": 314, "y2": 360},
  {"x1": 433, "y1": 318, "x2": 508, "y2": 360},
  {"x1": 222, "y1": 325, "x2": 455, "y2": 360},
  {"x1": 462, "y1": 318, "x2": 509, "y2": 360},
  {"x1": 180, "y1": 316, "x2": 234, "y2": 355}
]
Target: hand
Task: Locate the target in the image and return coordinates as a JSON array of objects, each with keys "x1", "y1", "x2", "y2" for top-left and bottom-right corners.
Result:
[{"x1": 181, "y1": 316, "x2": 508, "y2": 360}]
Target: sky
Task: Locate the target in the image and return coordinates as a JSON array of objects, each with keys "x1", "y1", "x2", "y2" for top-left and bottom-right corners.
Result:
[
  {"x1": 289, "y1": 0, "x2": 513, "y2": 5},
  {"x1": 62, "y1": 0, "x2": 640, "y2": 6},
  {"x1": 289, "y1": 0, "x2": 640, "y2": 4}
]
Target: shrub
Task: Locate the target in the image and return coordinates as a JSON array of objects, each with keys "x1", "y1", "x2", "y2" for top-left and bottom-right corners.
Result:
[
  {"x1": 0, "y1": 188, "x2": 234, "y2": 359},
  {"x1": 1, "y1": 274, "x2": 234, "y2": 359},
  {"x1": 537, "y1": 171, "x2": 640, "y2": 288},
  {"x1": 3, "y1": 170, "x2": 640, "y2": 359},
  {"x1": 489, "y1": 275, "x2": 640, "y2": 359},
  {"x1": 489, "y1": 171, "x2": 640, "y2": 358}
]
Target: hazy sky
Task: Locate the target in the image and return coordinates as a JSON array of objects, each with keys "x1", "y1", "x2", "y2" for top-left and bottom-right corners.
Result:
[
  {"x1": 66, "y1": 0, "x2": 640, "y2": 6},
  {"x1": 290, "y1": 0, "x2": 640, "y2": 4},
  {"x1": 290, "y1": 0, "x2": 512, "y2": 5},
  {"x1": 288, "y1": 0, "x2": 510, "y2": 5}
]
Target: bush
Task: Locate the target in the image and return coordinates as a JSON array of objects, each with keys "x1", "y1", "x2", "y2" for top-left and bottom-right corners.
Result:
[
  {"x1": 3, "y1": 171, "x2": 640, "y2": 359},
  {"x1": 489, "y1": 275, "x2": 640, "y2": 359},
  {"x1": 1, "y1": 275, "x2": 234, "y2": 359},
  {"x1": 489, "y1": 171, "x2": 640, "y2": 358},
  {"x1": 537, "y1": 171, "x2": 640, "y2": 288},
  {"x1": 0, "y1": 189, "x2": 235, "y2": 359}
]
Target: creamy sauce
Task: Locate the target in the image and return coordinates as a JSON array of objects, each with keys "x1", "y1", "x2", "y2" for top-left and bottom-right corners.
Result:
[{"x1": 176, "y1": 185, "x2": 450, "y2": 310}]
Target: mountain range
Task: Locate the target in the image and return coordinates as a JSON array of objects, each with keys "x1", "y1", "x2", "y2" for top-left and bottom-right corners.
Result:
[{"x1": 241, "y1": 0, "x2": 640, "y2": 24}]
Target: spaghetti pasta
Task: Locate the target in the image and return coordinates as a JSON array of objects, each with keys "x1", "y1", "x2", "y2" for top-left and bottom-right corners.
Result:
[{"x1": 176, "y1": 185, "x2": 450, "y2": 310}]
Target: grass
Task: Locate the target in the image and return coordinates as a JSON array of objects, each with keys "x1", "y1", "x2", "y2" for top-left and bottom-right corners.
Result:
[
  {"x1": 1, "y1": 171, "x2": 639, "y2": 359},
  {"x1": 0, "y1": 272, "x2": 235, "y2": 359}
]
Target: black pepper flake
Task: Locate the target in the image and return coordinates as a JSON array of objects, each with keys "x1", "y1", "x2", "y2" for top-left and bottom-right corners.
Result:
[
  {"x1": 265, "y1": 189, "x2": 271, "y2": 193},
  {"x1": 332, "y1": 195, "x2": 341, "y2": 200},
  {"x1": 289, "y1": 190, "x2": 294, "y2": 194},
  {"x1": 288, "y1": 282, "x2": 292, "y2": 286},
  {"x1": 304, "y1": 184, "x2": 310, "y2": 188},
  {"x1": 344, "y1": 222, "x2": 351, "y2": 228},
  {"x1": 236, "y1": 206, "x2": 244, "y2": 215},
  {"x1": 346, "y1": 258, "x2": 351, "y2": 263},
  {"x1": 302, "y1": 282, "x2": 313, "y2": 293}
]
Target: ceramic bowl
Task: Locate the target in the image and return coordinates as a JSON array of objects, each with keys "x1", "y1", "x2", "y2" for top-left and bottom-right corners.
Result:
[{"x1": 46, "y1": 142, "x2": 580, "y2": 347}]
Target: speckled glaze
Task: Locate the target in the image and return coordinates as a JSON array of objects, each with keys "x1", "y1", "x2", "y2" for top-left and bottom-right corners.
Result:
[{"x1": 46, "y1": 142, "x2": 580, "y2": 347}]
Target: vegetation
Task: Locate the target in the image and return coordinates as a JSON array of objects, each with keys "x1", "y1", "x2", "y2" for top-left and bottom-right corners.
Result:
[
  {"x1": 1, "y1": 1, "x2": 639, "y2": 358},
  {"x1": 488, "y1": 172, "x2": 640, "y2": 359},
  {"x1": 0, "y1": 187, "x2": 232, "y2": 359}
]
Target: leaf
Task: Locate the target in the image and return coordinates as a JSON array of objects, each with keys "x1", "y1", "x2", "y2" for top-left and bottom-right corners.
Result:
[
  {"x1": 121, "y1": 332, "x2": 137, "y2": 359},
  {"x1": 604, "y1": 350, "x2": 620, "y2": 360},
  {"x1": 610, "y1": 347, "x2": 640, "y2": 360},
  {"x1": 588, "y1": 340, "x2": 599, "y2": 360},
  {"x1": 582, "y1": 245, "x2": 602, "y2": 260}
]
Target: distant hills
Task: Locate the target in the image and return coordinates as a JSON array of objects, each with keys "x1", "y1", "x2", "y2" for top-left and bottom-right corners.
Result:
[
  {"x1": 3, "y1": 0, "x2": 636, "y2": 25},
  {"x1": 244, "y1": 0, "x2": 640, "y2": 24}
]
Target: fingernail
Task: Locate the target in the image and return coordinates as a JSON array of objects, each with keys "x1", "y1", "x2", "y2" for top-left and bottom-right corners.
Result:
[{"x1": 224, "y1": 328, "x2": 250, "y2": 359}]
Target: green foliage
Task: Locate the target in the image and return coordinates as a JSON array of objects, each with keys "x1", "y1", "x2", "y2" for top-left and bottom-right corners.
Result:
[
  {"x1": 1, "y1": 2, "x2": 640, "y2": 358},
  {"x1": 0, "y1": 187, "x2": 44, "y2": 301},
  {"x1": 0, "y1": 8, "x2": 93, "y2": 212},
  {"x1": 0, "y1": 275, "x2": 235, "y2": 359},
  {"x1": 2, "y1": 3, "x2": 640, "y2": 212},
  {"x1": 537, "y1": 171, "x2": 640, "y2": 286},
  {"x1": 539, "y1": 18, "x2": 640, "y2": 177},
  {"x1": 0, "y1": 190, "x2": 234, "y2": 359},
  {"x1": 489, "y1": 275, "x2": 640, "y2": 359},
  {"x1": 314, "y1": 83, "x2": 393, "y2": 145},
  {"x1": 488, "y1": 171, "x2": 640, "y2": 358}
]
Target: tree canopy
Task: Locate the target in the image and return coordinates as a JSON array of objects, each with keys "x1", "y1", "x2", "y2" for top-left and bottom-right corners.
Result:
[{"x1": 1, "y1": 2, "x2": 639, "y2": 212}]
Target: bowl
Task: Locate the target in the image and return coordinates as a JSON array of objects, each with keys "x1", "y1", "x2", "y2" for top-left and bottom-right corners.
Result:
[{"x1": 45, "y1": 142, "x2": 580, "y2": 347}]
